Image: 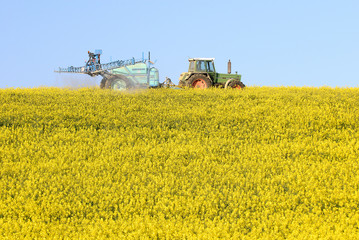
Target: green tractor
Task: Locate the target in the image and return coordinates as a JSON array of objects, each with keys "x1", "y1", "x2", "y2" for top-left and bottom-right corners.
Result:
[{"x1": 178, "y1": 58, "x2": 245, "y2": 89}]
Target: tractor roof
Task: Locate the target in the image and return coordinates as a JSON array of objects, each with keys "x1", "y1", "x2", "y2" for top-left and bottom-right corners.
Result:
[{"x1": 188, "y1": 58, "x2": 215, "y2": 61}]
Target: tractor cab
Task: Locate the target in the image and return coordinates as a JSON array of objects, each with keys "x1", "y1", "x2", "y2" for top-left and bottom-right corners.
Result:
[{"x1": 188, "y1": 58, "x2": 216, "y2": 73}]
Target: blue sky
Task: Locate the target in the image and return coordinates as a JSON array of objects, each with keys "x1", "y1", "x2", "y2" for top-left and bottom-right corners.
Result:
[{"x1": 0, "y1": 0, "x2": 358, "y2": 88}]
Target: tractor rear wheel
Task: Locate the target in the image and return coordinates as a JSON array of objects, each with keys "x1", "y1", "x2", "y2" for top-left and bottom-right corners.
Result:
[
  {"x1": 187, "y1": 74, "x2": 212, "y2": 89},
  {"x1": 105, "y1": 75, "x2": 133, "y2": 91},
  {"x1": 225, "y1": 79, "x2": 245, "y2": 89}
]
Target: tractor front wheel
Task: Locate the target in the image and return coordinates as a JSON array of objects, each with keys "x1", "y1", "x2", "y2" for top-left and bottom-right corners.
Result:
[
  {"x1": 225, "y1": 79, "x2": 245, "y2": 89},
  {"x1": 187, "y1": 74, "x2": 212, "y2": 89}
]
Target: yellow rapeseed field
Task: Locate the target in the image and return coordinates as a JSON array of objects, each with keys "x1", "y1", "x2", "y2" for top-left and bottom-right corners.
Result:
[{"x1": 0, "y1": 87, "x2": 359, "y2": 239}]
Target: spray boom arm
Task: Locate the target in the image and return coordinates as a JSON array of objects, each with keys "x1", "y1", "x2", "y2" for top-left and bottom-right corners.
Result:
[{"x1": 55, "y1": 50, "x2": 148, "y2": 77}]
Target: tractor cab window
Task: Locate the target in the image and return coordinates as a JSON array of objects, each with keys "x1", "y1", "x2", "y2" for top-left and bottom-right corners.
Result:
[
  {"x1": 189, "y1": 61, "x2": 195, "y2": 72},
  {"x1": 196, "y1": 61, "x2": 206, "y2": 72},
  {"x1": 207, "y1": 61, "x2": 214, "y2": 72}
]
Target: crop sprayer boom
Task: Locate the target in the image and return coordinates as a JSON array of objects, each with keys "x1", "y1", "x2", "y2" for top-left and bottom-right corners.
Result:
[
  {"x1": 55, "y1": 50, "x2": 147, "y2": 77},
  {"x1": 55, "y1": 58, "x2": 145, "y2": 76}
]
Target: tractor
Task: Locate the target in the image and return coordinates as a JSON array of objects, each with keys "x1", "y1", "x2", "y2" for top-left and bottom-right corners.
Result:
[{"x1": 178, "y1": 58, "x2": 245, "y2": 89}]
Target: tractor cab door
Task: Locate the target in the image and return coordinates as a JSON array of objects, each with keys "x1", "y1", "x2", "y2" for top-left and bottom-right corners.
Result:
[
  {"x1": 195, "y1": 61, "x2": 207, "y2": 73},
  {"x1": 206, "y1": 61, "x2": 216, "y2": 83}
]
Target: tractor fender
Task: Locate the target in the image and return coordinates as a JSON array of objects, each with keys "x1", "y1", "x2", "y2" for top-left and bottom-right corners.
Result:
[{"x1": 187, "y1": 73, "x2": 213, "y2": 82}]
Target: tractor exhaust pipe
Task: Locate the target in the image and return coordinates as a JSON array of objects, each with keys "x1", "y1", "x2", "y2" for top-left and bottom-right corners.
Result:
[{"x1": 228, "y1": 59, "x2": 231, "y2": 74}]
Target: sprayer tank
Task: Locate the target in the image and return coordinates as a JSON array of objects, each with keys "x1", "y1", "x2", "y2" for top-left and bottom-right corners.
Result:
[{"x1": 111, "y1": 62, "x2": 160, "y2": 87}]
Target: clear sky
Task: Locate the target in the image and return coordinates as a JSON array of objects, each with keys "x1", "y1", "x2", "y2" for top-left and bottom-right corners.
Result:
[{"x1": 0, "y1": 0, "x2": 358, "y2": 88}]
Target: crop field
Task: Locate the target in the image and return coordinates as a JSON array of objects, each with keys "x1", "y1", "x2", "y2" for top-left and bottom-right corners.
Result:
[{"x1": 0, "y1": 87, "x2": 359, "y2": 239}]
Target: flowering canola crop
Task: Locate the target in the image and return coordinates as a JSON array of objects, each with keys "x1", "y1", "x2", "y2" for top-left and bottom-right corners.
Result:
[{"x1": 0, "y1": 87, "x2": 359, "y2": 239}]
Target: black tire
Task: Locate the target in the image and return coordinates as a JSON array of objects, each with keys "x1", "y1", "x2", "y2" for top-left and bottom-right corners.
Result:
[
  {"x1": 187, "y1": 74, "x2": 212, "y2": 89},
  {"x1": 100, "y1": 78, "x2": 106, "y2": 89},
  {"x1": 225, "y1": 79, "x2": 245, "y2": 89},
  {"x1": 104, "y1": 75, "x2": 134, "y2": 91}
]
